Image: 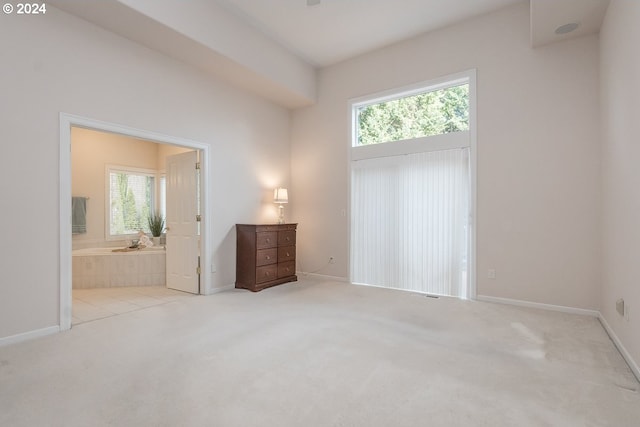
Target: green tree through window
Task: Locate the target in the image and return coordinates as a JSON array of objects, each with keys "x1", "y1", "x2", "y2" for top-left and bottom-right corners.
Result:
[
  {"x1": 356, "y1": 84, "x2": 469, "y2": 146},
  {"x1": 109, "y1": 171, "x2": 153, "y2": 236}
]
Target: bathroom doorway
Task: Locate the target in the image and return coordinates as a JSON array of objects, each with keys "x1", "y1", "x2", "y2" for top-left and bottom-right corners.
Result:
[
  {"x1": 59, "y1": 114, "x2": 212, "y2": 330},
  {"x1": 70, "y1": 128, "x2": 200, "y2": 324}
]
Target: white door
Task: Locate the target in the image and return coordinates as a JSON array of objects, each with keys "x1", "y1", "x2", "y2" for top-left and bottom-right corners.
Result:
[{"x1": 166, "y1": 151, "x2": 200, "y2": 294}]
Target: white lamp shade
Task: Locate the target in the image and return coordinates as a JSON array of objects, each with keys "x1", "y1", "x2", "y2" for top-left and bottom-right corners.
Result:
[{"x1": 274, "y1": 187, "x2": 288, "y2": 204}]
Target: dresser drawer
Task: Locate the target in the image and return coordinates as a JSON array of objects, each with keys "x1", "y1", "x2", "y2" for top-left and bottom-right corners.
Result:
[
  {"x1": 278, "y1": 230, "x2": 296, "y2": 246},
  {"x1": 256, "y1": 232, "x2": 277, "y2": 249},
  {"x1": 277, "y1": 261, "x2": 296, "y2": 278},
  {"x1": 255, "y1": 225, "x2": 280, "y2": 232},
  {"x1": 256, "y1": 264, "x2": 278, "y2": 283},
  {"x1": 256, "y1": 248, "x2": 277, "y2": 266},
  {"x1": 278, "y1": 245, "x2": 296, "y2": 262}
]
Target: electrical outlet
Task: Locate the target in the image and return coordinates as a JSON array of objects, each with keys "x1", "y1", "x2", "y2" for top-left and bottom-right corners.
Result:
[
  {"x1": 487, "y1": 269, "x2": 496, "y2": 279},
  {"x1": 329, "y1": 256, "x2": 335, "y2": 264}
]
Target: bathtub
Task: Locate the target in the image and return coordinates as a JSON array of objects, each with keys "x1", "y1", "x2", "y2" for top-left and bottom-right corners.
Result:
[{"x1": 72, "y1": 247, "x2": 166, "y2": 289}]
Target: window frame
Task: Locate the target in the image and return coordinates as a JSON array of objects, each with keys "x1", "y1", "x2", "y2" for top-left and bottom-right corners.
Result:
[
  {"x1": 157, "y1": 171, "x2": 166, "y2": 224},
  {"x1": 353, "y1": 80, "x2": 470, "y2": 149},
  {"x1": 348, "y1": 69, "x2": 477, "y2": 299},
  {"x1": 104, "y1": 164, "x2": 159, "y2": 241},
  {"x1": 350, "y1": 74, "x2": 471, "y2": 160}
]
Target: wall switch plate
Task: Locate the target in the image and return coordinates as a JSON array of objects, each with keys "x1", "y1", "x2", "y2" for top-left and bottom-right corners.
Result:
[
  {"x1": 616, "y1": 298, "x2": 625, "y2": 316},
  {"x1": 487, "y1": 269, "x2": 496, "y2": 279}
]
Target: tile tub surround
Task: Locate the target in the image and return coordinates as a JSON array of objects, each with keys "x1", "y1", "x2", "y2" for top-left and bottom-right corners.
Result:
[{"x1": 72, "y1": 248, "x2": 166, "y2": 288}]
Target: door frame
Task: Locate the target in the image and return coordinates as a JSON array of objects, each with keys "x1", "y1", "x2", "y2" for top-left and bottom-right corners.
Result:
[{"x1": 59, "y1": 113, "x2": 212, "y2": 331}]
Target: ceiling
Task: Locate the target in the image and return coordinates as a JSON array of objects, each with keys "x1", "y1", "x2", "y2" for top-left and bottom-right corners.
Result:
[
  {"x1": 530, "y1": 0, "x2": 610, "y2": 47},
  {"x1": 216, "y1": 0, "x2": 524, "y2": 67}
]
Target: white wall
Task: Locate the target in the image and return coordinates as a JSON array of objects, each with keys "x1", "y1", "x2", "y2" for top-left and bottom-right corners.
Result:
[
  {"x1": 291, "y1": 2, "x2": 602, "y2": 309},
  {"x1": 599, "y1": 0, "x2": 640, "y2": 370},
  {"x1": 117, "y1": 0, "x2": 317, "y2": 106},
  {"x1": 0, "y1": 6, "x2": 291, "y2": 340}
]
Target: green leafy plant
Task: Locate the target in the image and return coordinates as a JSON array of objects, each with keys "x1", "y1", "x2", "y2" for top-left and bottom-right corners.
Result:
[
  {"x1": 147, "y1": 212, "x2": 165, "y2": 237},
  {"x1": 357, "y1": 84, "x2": 469, "y2": 146}
]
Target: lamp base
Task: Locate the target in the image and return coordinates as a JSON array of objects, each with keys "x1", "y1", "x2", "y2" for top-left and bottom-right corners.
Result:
[{"x1": 278, "y1": 204, "x2": 285, "y2": 224}]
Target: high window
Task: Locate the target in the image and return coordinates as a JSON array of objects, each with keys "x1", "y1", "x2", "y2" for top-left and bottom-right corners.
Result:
[{"x1": 355, "y1": 84, "x2": 469, "y2": 146}]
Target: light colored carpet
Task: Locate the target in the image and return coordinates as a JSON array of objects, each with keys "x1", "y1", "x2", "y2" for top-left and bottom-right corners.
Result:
[{"x1": 1, "y1": 278, "x2": 638, "y2": 426}]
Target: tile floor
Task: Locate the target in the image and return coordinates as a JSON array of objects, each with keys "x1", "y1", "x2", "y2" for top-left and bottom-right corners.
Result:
[{"x1": 72, "y1": 286, "x2": 195, "y2": 325}]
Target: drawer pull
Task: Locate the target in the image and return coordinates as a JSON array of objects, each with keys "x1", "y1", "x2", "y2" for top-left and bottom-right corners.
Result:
[
  {"x1": 286, "y1": 237, "x2": 290, "y2": 241},
  {"x1": 286, "y1": 252, "x2": 290, "y2": 257},
  {"x1": 265, "y1": 271, "x2": 271, "y2": 277},
  {"x1": 266, "y1": 238, "x2": 271, "y2": 243},
  {"x1": 266, "y1": 256, "x2": 271, "y2": 260}
]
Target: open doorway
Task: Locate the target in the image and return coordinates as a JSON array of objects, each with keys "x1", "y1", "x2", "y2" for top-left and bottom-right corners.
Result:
[
  {"x1": 70, "y1": 128, "x2": 199, "y2": 324},
  {"x1": 59, "y1": 113, "x2": 212, "y2": 331}
]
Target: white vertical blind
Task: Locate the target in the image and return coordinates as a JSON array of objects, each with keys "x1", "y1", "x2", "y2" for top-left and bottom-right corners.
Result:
[
  {"x1": 351, "y1": 148, "x2": 469, "y2": 298},
  {"x1": 159, "y1": 175, "x2": 167, "y2": 221}
]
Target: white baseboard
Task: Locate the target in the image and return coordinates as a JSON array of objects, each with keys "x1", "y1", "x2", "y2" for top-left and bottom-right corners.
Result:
[
  {"x1": 297, "y1": 272, "x2": 349, "y2": 282},
  {"x1": 477, "y1": 294, "x2": 639, "y2": 382},
  {"x1": 205, "y1": 284, "x2": 236, "y2": 295},
  {"x1": 598, "y1": 313, "x2": 640, "y2": 382},
  {"x1": 0, "y1": 325, "x2": 60, "y2": 347},
  {"x1": 476, "y1": 294, "x2": 600, "y2": 317}
]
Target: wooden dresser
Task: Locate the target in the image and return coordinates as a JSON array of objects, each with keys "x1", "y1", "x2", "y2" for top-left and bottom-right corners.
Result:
[{"x1": 235, "y1": 224, "x2": 297, "y2": 292}]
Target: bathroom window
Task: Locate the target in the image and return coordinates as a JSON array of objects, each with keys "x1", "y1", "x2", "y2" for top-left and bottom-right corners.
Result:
[{"x1": 106, "y1": 166, "x2": 157, "y2": 239}]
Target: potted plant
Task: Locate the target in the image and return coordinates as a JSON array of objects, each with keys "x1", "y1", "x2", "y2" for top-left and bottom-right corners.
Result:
[{"x1": 147, "y1": 211, "x2": 165, "y2": 246}]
